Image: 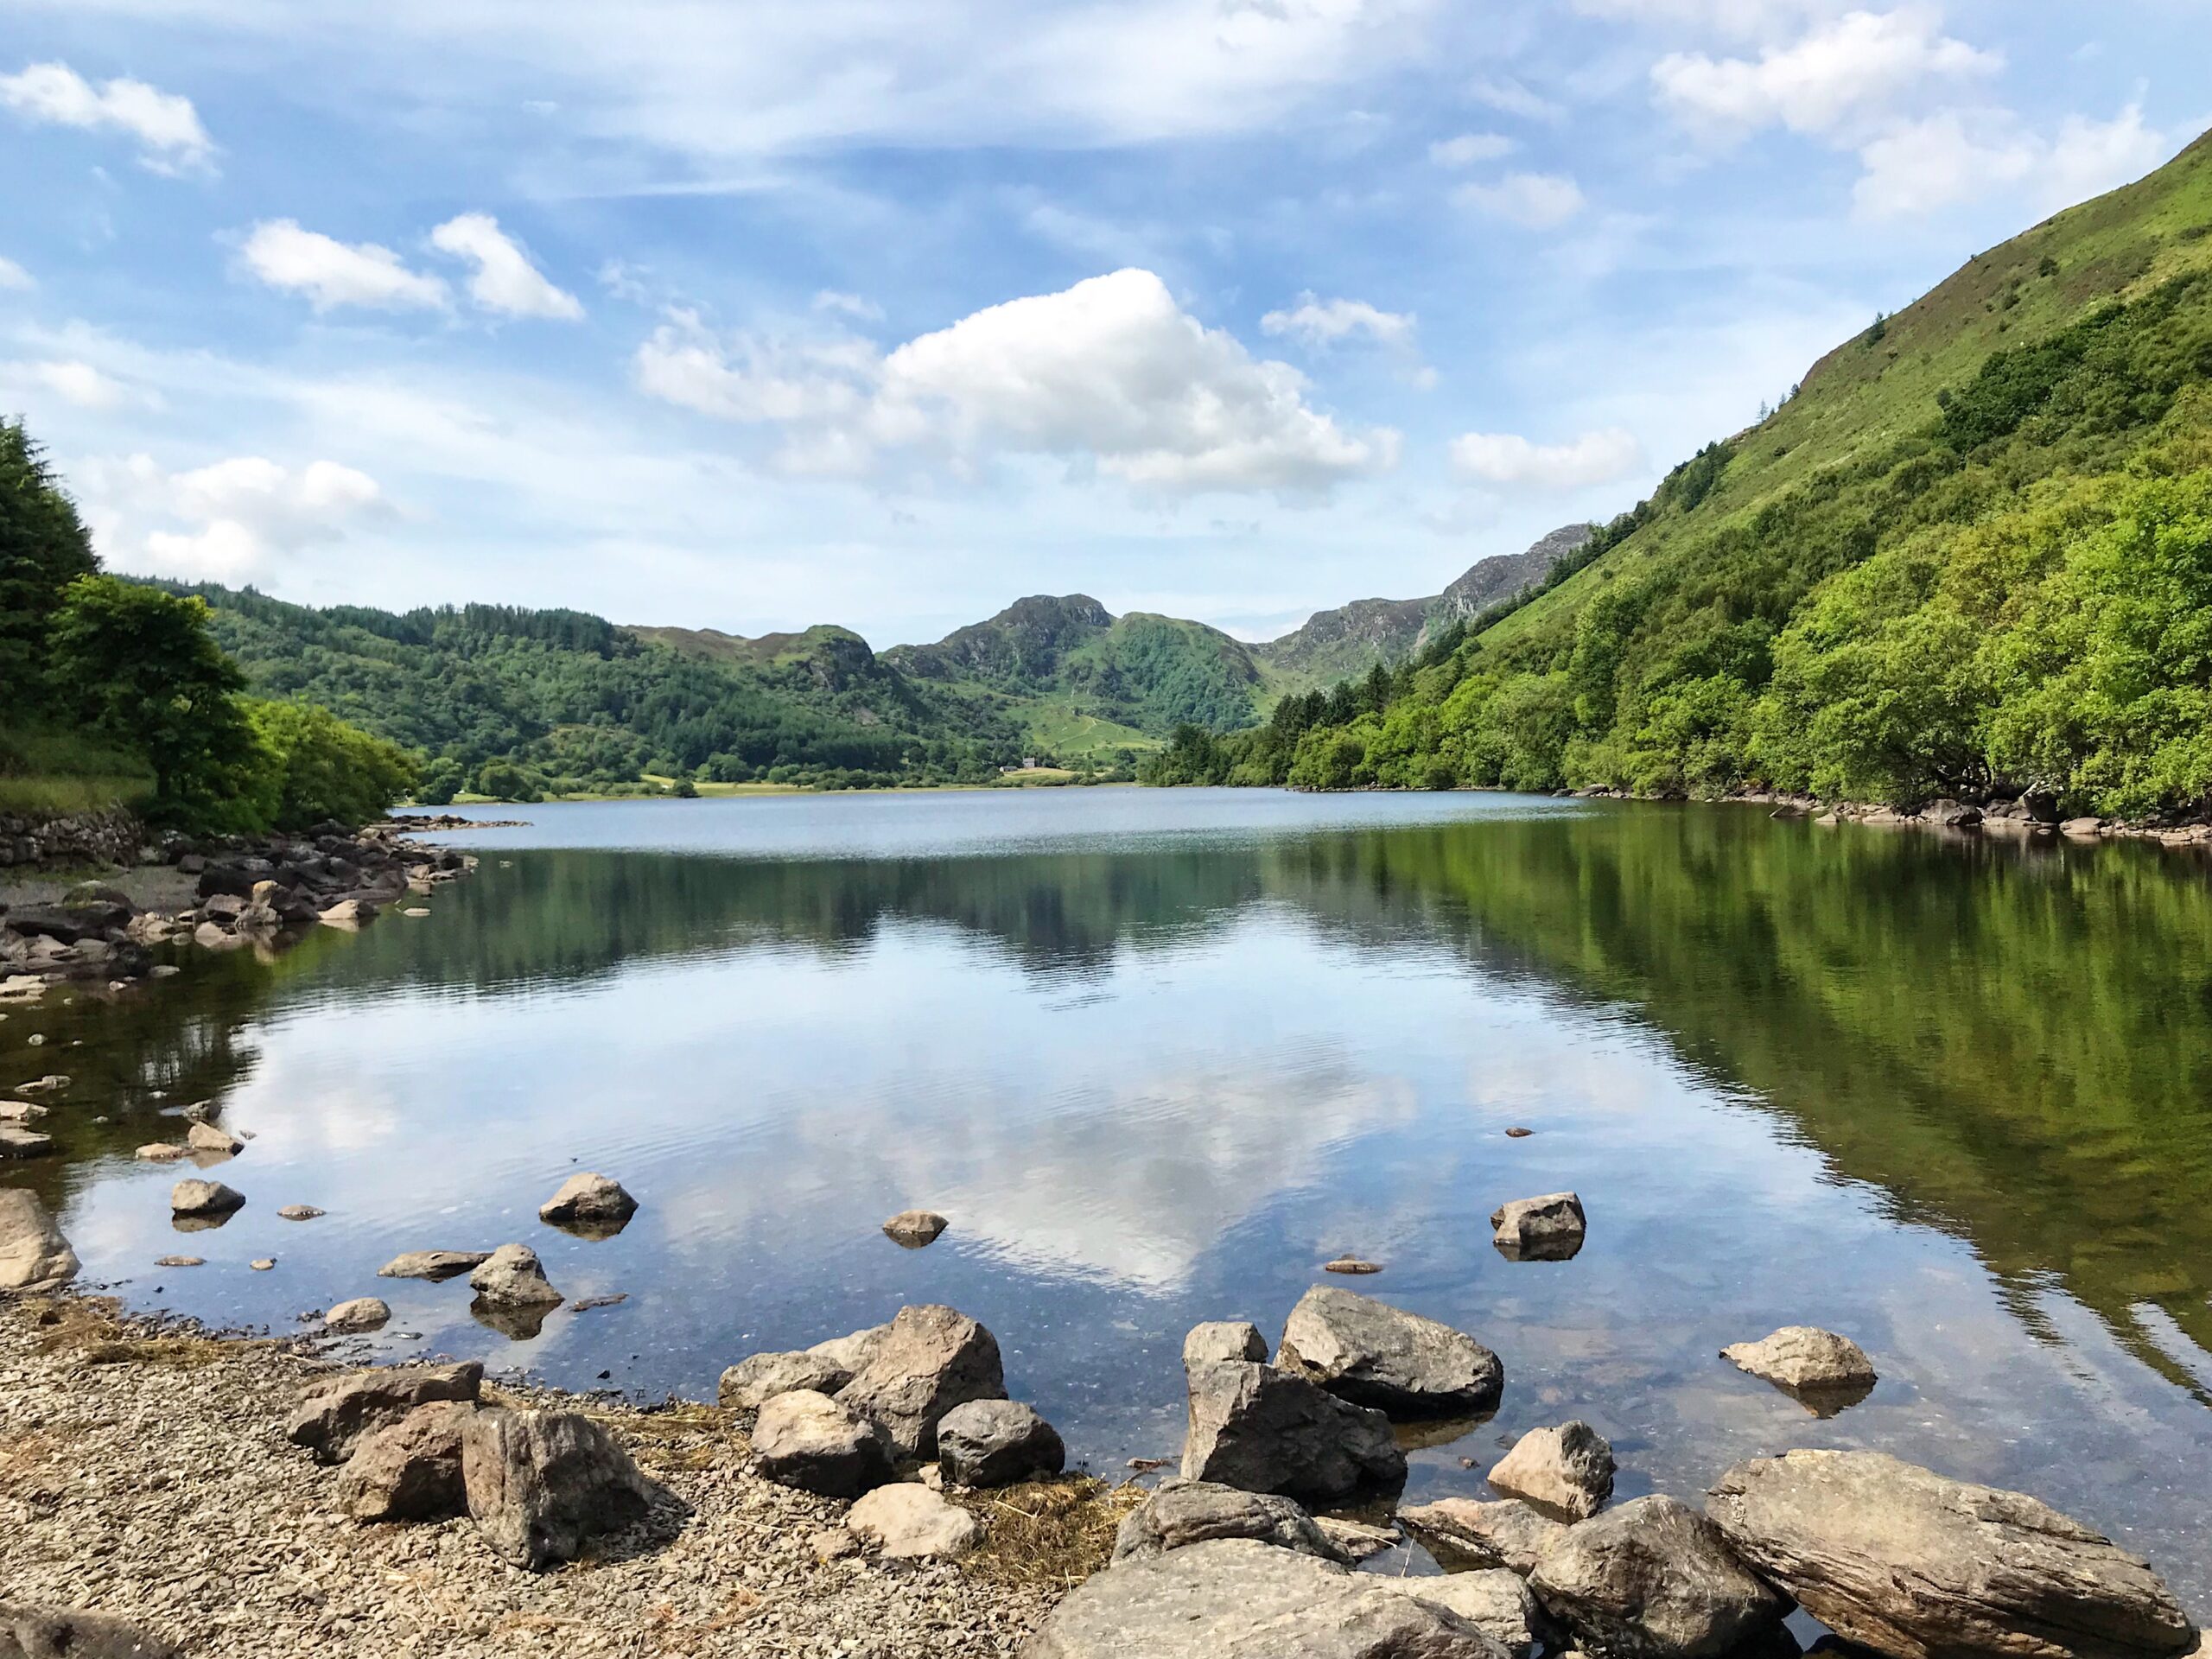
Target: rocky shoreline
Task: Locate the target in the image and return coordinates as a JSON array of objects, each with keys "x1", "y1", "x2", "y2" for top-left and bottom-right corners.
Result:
[{"x1": 1572, "y1": 785, "x2": 2212, "y2": 847}]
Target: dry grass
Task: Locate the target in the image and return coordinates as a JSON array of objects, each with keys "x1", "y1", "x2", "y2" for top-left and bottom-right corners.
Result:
[
  {"x1": 18, "y1": 1295, "x2": 263, "y2": 1370},
  {"x1": 954, "y1": 1475, "x2": 1144, "y2": 1592}
]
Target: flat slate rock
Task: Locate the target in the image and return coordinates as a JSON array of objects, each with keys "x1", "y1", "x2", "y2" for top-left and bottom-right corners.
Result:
[
  {"x1": 1708, "y1": 1450, "x2": 2196, "y2": 1659},
  {"x1": 0, "y1": 1603, "x2": 179, "y2": 1658},
  {"x1": 1400, "y1": 1498, "x2": 1572, "y2": 1575},
  {"x1": 1024, "y1": 1537, "x2": 1510, "y2": 1659},
  {"x1": 1277, "y1": 1286, "x2": 1504, "y2": 1417}
]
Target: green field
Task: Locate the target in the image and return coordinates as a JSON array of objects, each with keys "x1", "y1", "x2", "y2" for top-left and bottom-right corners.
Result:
[{"x1": 0, "y1": 723, "x2": 156, "y2": 817}]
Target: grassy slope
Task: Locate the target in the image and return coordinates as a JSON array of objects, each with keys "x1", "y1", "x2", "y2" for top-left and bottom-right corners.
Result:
[
  {"x1": 1486, "y1": 130, "x2": 2212, "y2": 652},
  {"x1": 0, "y1": 723, "x2": 155, "y2": 817}
]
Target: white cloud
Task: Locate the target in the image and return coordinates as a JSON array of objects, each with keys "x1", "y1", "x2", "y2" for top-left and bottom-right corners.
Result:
[
  {"x1": 1572, "y1": 0, "x2": 1845, "y2": 39},
  {"x1": 1429, "y1": 131, "x2": 1517, "y2": 168},
  {"x1": 1853, "y1": 103, "x2": 2171, "y2": 220},
  {"x1": 1652, "y1": 9, "x2": 2000, "y2": 142},
  {"x1": 1260, "y1": 294, "x2": 1416, "y2": 349},
  {"x1": 636, "y1": 269, "x2": 1396, "y2": 497},
  {"x1": 30, "y1": 359, "x2": 130, "y2": 410},
  {"x1": 1450, "y1": 426, "x2": 1647, "y2": 491},
  {"x1": 1466, "y1": 75, "x2": 1563, "y2": 124},
  {"x1": 428, "y1": 212, "x2": 583, "y2": 321},
  {"x1": 90, "y1": 452, "x2": 387, "y2": 582},
  {"x1": 1454, "y1": 171, "x2": 1587, "y2": 228},
  {"x1": 0, "y1": 256, "x2": 32, "y2": 291},
  {"x1": 240, "y1": 219, "x2": 449, "y2": 313},
  {"x1": 0, "y1": 61, "x2": 215, "y2": 174},
  {"x1": 813, "y1": 289, "x2": 886, "y2": 323}
]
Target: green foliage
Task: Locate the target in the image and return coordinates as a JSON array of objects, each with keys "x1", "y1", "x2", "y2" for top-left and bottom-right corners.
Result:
[
  {"x1": 243, "y1": 699, "x2": 422, "y2": 830},
  {"x1": 0, "y1": 420, "x2": 99, "y2": 718}
]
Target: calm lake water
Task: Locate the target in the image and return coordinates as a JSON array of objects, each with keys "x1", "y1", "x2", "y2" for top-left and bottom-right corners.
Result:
[{"x1": 10, "y1": 788, "x2": 2212, "y2": 1605}]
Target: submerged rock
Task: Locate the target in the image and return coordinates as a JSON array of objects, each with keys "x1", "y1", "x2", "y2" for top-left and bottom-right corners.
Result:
[
  {"x1": 1111, "y1": 1478, "x2": 1350, "y2": 1567},
  {"x1": 0, "y1": 1189, "x2": 78, "y2": 1292},
  {"x1": 378, "y1": 1249, "x2": 492, "y2": 1281},
  {"x1": 1180, "y1": 1359, "x2": 1406, "y2": 1503},
  {"x1": 1277, "y1": 1286, "x2": 1504, "y2": 1418},
  {"x1": 849, "y1": 1484, "x2": 982, "y2": 1560},
  {"x1": 835, "y1": 1303, "x2": 1006, "y2": 1459},
  {"x1": 461, "y1": 1408, "x2": 653, "y2": 1571},
  {"x1": 1487, "y1": 1422, "x2": 1616, "y2": 1520},
  {"x1": 1707, "y1": 1450, "x2": 2196, "y2": 1659},
  {"x1": 1491, "y1": 1192, "x2": 1586, "y2": 1262},
  {"x1": 1529, "y1": 1496, "x2": 1787, "y2": 1659}
]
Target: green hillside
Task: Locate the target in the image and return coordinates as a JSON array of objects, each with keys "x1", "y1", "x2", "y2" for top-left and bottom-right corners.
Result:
[
  {"x1": 167, "y1": 585, "x2": 1027, "y2": 798},
  {"x1": 1156, "y1": 130, "x2": 2212, "y2": 816}
]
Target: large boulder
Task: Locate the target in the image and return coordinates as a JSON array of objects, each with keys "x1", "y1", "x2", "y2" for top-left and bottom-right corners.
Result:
[
  {"x1": 461, "y1": 1408, "x2": 653, "y2": 1571},
  {"x1": 1487, "y1": 1422, "x2": 1615, "y2": 1520},
  {"x1": 1277, "y1": 1287, "x2": 1504, "y2": 1417},
  {"x1": 0, "y1": 1605, "x2": 178, "y2": 1658},
  {"x1": 1374, "y1": 1571, "x2": 1548, "y2": 1659},
  {"x1": 937, "y1": 1399, "x2": 1065, "y2": 1487},
  {"x1": 720, "y1": 1349, "x2": 851, "y2": 1409},
  {"x1": 340, "y1": 1400, "x2": 476, "y2": 1522},
  {"x1": 537, "y1": 1173, "x2": 637, "y2": 1237},
  {"x1": 1719, "y1": 1328, "x2": 1877, "y2": 1409},
  {"x1": 1023, "y1": 1537, "x2": 1510, "y2": 1659},
  {"x1": 0, "y1": 1189, "x2": 78, "y2": 1291},
  {"x1": 751, "y1": 1390, "x2": 895, "y2": 1499},
  {"x1": 1707, "y1": 1451, "x2": 2196, "y2": 1659},
  {"x1": 835, "y1": 1304, "x2": 1007, "y2": 1459},
  {"x1": 1528, "y1": 1496, "x2": 1788, "y2": 1659},
  {"x1": 1491, "y1": 1193, "x2": 1586, "y2": 1262},
  {"x1": 848, "y1": 1483, "x2": 982, "y2": 1559},
  {"x1": 1180, "y1": 1360, "x2": 1406, "y2": 1503},
  {"x1": 1111, "y1": 1478, "x2": 1350, "y2": 1566},
  {"x1": 169, "y1": 1179, "x2": 245, "y2": 1218},
  {"x1": 1400, "y1": 1498, "x2": 1572, "y2": 1575},
  {"x1": 286, "y1": 1361, "x2": 485, "y2": 1464},
  {"x1": 468, "y1": 1243, "x2": 562, "y2": 1307},
  {"x1": 807, "y1": 1323, "x2": 892, "y2": 1376},
  {"x1": 1185, "y1": 1320, "x2": 1269, "y2": 1367}
]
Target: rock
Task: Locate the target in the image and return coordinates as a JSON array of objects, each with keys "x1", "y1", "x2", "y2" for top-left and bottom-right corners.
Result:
[
  {"x1": 467, "y1": 1243, "x2": 561, "y2": 1307},
  {"x1": 168, "y1": 1179, "x2": 245, "y2": 1218},
  {"x1": 135, "y1": 1143, "x2": 186, "y2": 1161},
  {"x1": 1180, "y1": 1359, "x2": 1406, "y2": 1502},
  {"x1": 378, "y1": 1249, "x2": 493, "y2": 1281},
  {"x1": 461, "y1": 1408, "x2": 654, "y2": 1571},
  {"x1": 2060, "y1": 817, "x2": 2104, "y2": 839},
  {"x1": 752, "y1": 1389, "x2": 896, "y2": 1497},
  {"x1": 1278, "y1": 1287, "x2": 1504, "y2": 1417},
  {"x1": 1719, "y1": 1327, "x2": 1877, "y2": 1408},
  {"x1": 326, "y1": 1297, "x2": 392, "y2": 1333},
  {"x1": 1506, "y1": 1126, "x2": 1534, "y2": 1137},
  {"x1": 537, "y1": 1172, "x2": 638, "y2": 1236},
  {"x1": 1111, "y1": 1478, "x2": 1350, "y2": 1566},
  {"x1": 1491, "y1": 1192, "x2": 1586, "y2": 1262},
  {"x1": 0, "y1": 1126, "x2": 53, "y2": 1159},
  {"x1": 1400, "y1": 1498, "x2": 1572, "y2": 1575},
  {"x1": 318, "y1": 899, "x2": 378, "y2": 926},
  {"x1": 154, "y1": 1255, "x2": 203, "y2": 1268},
  {"x1": 835, "y1": 1303, "x2": 1007, "y2": 1459},
  {"x1": 14, "y1": 1076, "x2": 67, "y2": 1096},
  {"x1": 1529, "y1": 1496, "x2": 1787, "y2": 1659},
  {"x1": 882, "y1": 1208, "x2": 948, "y2": 1247},
  {"x1": 1313, "y1": 1516, "x2": 1400, "y2": 1563},
  {"x1": 1025, "y1": 1537, "x2": 1509, "y2": 1659},
  {"x1": 719, "y1": 1349, "x2": 852, "y2": 1409},
  {"x1": 1707, "y1": 1450, "x2": 2196, "y2": 1659},
  {"x1": 848, "y1": 1483, "x2": 982, "y2": 1559},
  {"x1": 937, "y1": 1399, "x2": 1065, "y2": 1487},
  {"x1": 1185, "y1": 1319, "x2": 1270, "y2": 1368},
  {"x1": 1488, "y1": 1422, "x2": 1616, "y2": 1520},
  {"x1": 0, "y1": 1604, "x2": 179, "y2": 1658},
  {"x1": 0, "y1": 1101, "x2": 46, "y2": 1122},
  {"x1": 1322, "y1": 1257, "x2": 1382, "y2": 1274},
  {"x1": 251, "y1": 1258, "x2": 276, "y2": 1270},
  {"x1": 1376, "y1": 1570, "x2": 1548, "y2": 1659},
  {"x1": 340, "y1": 1400, "x2": 476, "y2": 1522},
  {"x1": 277, "y1": 1205, "x2": 325, "y2": 1221},
  {"x1": 286, "y1": 1361, "x2": 485, "y2": 1464},
  {"x1": 807, "y1": 1323, "x2": 893, "y2": 1376},
  {"x1": 811, "y1": 1527, "x2": 859, "y2": 1562},
  {"x1": 185, "y1": 1121, "x2": 243, "y2": 1156},
  {"x1": 1923, "y1": 798, "x2": 1983, "y2": 829},
  {"x1": 0, "y1": 1189, "x2": 78, "y2": 1291}
]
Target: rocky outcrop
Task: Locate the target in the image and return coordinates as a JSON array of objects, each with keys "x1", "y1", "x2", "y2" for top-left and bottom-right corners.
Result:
[
  {"x1": 286, "y1": 1362, "x2": 485, "y2": 1465},
  {"x1": 468, "y1": 1243, "x2": 561, "y2": 1308},
  {"x1": 1111, "y1": 1479, "x2": 1350, "y2": 1567},
  {"x1": 0, "y1": 1190, "x2": 77, "y2": 1292},
  {"x1": 538, "y1": 1173, "x2": 637, "y2": 1237},
  {"x1": 1023, "y1": 1537, "x2": 1510, "y2": 1659},
  {"x1": 1719, "y1": 1327, "x2": 1877, "y2": 1406},
  {"x1": 0, "y1": 1603, "x2": 179, "y2": 1658},
  {"x1": 1276, "y1": 1287, "x2": 1504, "y2": 1416},
  {"x1": 848, "y1": 1484, "x2": 982, "y2": 1560},
  {"x1": 461, "y1": 1408, "x2": 653, "y2": 1571},
  {"x1": 936, "y1": 1399, "x2": 1065, "y2": 1488},
  {"x1": 340, "y1": 1401, "x2": 475, "y2": 1522},
  {"x1": 835, "y1": 1304, "x2": 1007, "y2": 1459},
  {"x1": 751, "y1": 1390, "x2": 895, "y2": 1499},
  {"x1": 1529, "y1": 1496, "x2": 1789, "y2": 1659},
  {"x1": 1374, "y1": 1570, "x2": 1548, "y2": 1659},
  {"x1": 1707, "y1": 1450, "x2": 2196, "y2": 1659},
  {"x1": 1180, "y1": 1360, "x2": 1406, "y2": 1502},
  {"x1": 1400, "y1": 1498, "x2": 1572, "y2": 1575},
  {"x1": 1185, "y1": 1320, "x2": 1269, "y2": 1367},
  {"x1": 1491, "y1": 1193, "x2": 1586, "y2": 1262},
  {"x1": 1487, "y1": 1422, "x2": 1615, "y2": 1520}
]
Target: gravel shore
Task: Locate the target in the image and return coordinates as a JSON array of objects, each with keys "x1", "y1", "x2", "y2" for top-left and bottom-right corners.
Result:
[{"x1": 0, "y1": 1295, "x2": 1125, "y2": 1657}]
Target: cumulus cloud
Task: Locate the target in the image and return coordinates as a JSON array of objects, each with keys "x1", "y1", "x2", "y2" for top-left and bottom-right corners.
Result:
[
  {"x1": 1853, "y1": 103, "x2": 2171, "y2": 220},
  {"x1": 29, "y1": 359, "x2": 130, "y2": 410},
  {"x1": 1651, "y1": 9, "x2": 1999, "y2": 142},
  {"x1": 428, "y1": 213, "x2": 583, "y2": 321},
  {"x1": 241, "y1": 219, "x2": 449, "y2": 313},
  {"x1": 0, "y1": 61, "x2": 215, "y2": 174},
  {"x1": 1454, "y1": 171, "x2": 1587, "y2": 228},
  {"x1": 1573, "y1": 0, "x2": 1845, "y2": 39},
  {"x1": 1260, "y1": 294, "x2": 1416, "y2": 349},
  {"x1": 91, "y1": 453, "x2": 388, "y2": 582},
  {"x1": 1429, "y1": 131, "x2": 1517, "y2": 168},
  {"x1": 0, "y1": 255, "x2": 32, "y2": 290},
  {"x1": 635, "y1": 268, "x2": 1395, "y2": 497},
  {"x1": 1450, "y1": 426, "x2": 1647, "y2": 491}
]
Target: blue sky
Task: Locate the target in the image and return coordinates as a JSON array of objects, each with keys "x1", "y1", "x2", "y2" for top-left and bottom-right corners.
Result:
[{"x1": 1, "y1": 1, "x2": 2203, "y2": 647}]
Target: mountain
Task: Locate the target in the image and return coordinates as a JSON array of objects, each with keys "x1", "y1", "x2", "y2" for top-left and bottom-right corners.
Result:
[
  {"x1": 1150, "y1": 128, "x2": 2212, "y2": 816},
  {"x1": 1254, "y1": 524, "x2": 1593, "y2": 685}
]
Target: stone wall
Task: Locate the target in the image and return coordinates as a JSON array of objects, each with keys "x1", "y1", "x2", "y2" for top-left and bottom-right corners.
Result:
[{"x1": 0, "y1": 808, "x2": 147, "y2": 870}]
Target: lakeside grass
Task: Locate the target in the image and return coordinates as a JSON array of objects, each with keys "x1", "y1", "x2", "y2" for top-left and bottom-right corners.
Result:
[{"x1": 0, "y1": 723, "x2": 154, "y2": 817}]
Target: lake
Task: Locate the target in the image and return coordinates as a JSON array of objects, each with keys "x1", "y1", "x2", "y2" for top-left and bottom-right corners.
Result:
[{"x1": 10, "y1": 787, "x2": 2212, "y2": 1608}]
